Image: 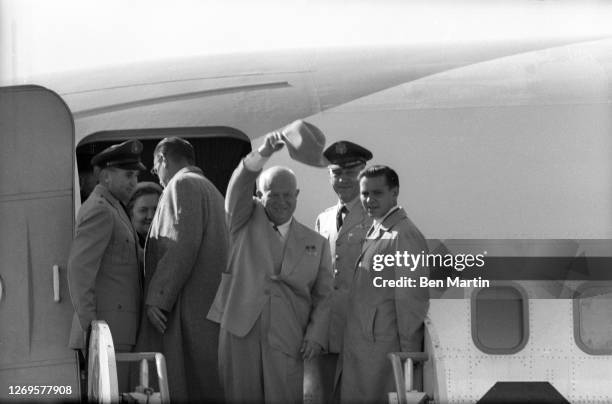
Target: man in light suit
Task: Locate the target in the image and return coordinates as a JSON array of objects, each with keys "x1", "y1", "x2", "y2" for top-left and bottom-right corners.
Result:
[
  {"x1": 208, "y1": 129, "x2": 333, "y2": 404},
  {"x1": 68, "y1": 140, "x2": 145, "y2": 391},
  {"x1": 137, "y1": 137, "x2": 229, "y2": 403},
  {"x1": 340, "y1": 165, "x2": 429, "y2": 404},
  {"x1": 313, "y1": 141, "x2": 373, "y2": 402}
]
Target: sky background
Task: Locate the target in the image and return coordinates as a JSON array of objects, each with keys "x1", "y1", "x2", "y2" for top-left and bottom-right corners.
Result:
[{"x1": 2, "y1": 0, "x2": 612, "y2": 83}]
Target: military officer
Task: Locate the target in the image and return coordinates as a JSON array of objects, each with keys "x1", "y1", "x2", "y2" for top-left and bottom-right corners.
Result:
[
  {"x1": 312, "y1": 140, "x2": 373, "y2": 402},
  {"x1": 67, "y1": 140, "x2": 145, "y2": 391}
]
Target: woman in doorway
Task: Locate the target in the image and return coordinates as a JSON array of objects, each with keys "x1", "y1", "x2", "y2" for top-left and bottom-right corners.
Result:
[{"x1": 128, "y1": 181, "x2": 163, "y2": 248}]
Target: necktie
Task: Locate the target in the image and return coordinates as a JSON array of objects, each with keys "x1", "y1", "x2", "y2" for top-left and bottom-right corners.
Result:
[
  {"x1": 273, "y1": 224, "x2": 282, "y2": 239},
  {"x1": 336, "y1": 205, "x2": 348, "y2": 231}
]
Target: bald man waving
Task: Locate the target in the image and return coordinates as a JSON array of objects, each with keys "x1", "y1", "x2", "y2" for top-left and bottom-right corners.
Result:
[{"x1": 208, "y1": 129, "x2": 333, "y2": 404}]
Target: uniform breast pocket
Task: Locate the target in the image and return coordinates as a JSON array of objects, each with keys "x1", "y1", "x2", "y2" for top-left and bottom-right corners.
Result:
[{"x1": 347, "y1": 227, "x2": 368, "y2": 244}]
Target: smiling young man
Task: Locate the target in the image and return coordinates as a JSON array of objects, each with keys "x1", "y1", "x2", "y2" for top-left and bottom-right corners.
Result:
[{"x1": 340, "y1": 165, "x2": 430, "y2": 404}]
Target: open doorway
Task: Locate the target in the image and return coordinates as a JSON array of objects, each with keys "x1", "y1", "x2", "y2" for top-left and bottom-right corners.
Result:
[{"x1": 76, "y1": 127, "x2": 251, "y2": 202}]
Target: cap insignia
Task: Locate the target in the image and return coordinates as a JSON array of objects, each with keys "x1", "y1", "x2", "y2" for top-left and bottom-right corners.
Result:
[{"x1": 335, "y1": 142, "x2": 347, "y2": 155}]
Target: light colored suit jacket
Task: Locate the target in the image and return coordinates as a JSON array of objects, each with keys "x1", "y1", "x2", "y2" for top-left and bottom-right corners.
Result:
[
  {"x1": 137, "y1": 166, "x2": 228, "y2": 402},
  {"x1": 67, "y1": 184, "x2": 142, "y2": 349},
  {"x1": 208, "y1": 160, "x2": 333, "y2": 358},
  {"x1": 315, "y1": 199, "x2": 372, "y2": 353},
  {"x1": 341, "y1": 207, "x2": 429, "y2": 403}
]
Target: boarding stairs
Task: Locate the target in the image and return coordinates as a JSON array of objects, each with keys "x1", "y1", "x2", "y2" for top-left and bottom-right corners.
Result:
[{"x1": 87, "y1": 321, "x2": 169, "y2": 403}]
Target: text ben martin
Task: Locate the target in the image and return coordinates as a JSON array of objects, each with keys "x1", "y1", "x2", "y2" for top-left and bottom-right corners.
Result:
[{"x1": 369, "y1": 251, "x2": 490, "y2": 288}]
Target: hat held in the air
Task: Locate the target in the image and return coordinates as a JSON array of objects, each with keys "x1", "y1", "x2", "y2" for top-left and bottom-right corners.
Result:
[
  {"x1": 324, "y1": 140, "x2": 373, "y2": 168},
  {"x1": 91, "y1": 139, "x2": 147, "y2": 171},
  {"x1": 281, "y1": 120, "x2": 329, "y2": 167}
]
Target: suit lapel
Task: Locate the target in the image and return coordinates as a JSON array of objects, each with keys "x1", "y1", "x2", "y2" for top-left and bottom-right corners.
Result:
[
  {"x1": 356, "y1": 207, "x2": 407, "y2": 267},
  {"x1": 355, "y1": 223, "x2": 381, "y2": 268},
  {"x1": 97, "y1": 185, "x2": 139, "y2": 244},
  {"x1": 356, "y1": 233, "x2": 378, "y2": 267},
  {"x1": 280, "y1": 220, "x2": 307, "y2": 276}
]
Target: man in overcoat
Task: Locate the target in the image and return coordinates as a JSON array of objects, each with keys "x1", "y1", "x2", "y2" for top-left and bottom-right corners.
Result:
[
  {"x1": 313, "y1": 141, "x2": 373, "y2": 402},
  {"x1": 67, "y1": 140, "x2": 145, "y2": 391},
  {"x1": 340, "y1": 165, "x2": 429, "y2": 404},
  {"x1": 208, "y1": 128, "x2": 333, "y2": 404},
  {"x1": 137, "y1": 137, "x2": 229, "y2": 403}
]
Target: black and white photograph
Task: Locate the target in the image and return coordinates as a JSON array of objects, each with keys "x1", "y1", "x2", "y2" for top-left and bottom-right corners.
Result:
[{"x1": 1, "y1": 0, "x2": 612, "y2": 403}]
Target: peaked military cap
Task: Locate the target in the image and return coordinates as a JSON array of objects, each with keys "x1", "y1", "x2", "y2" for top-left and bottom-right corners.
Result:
[
  {"x1": 323, "y1": 140, "x2": 373, "y2": 168},
  {"x1": 91, "y1": 139, "x2": 146, "y2": 171}
]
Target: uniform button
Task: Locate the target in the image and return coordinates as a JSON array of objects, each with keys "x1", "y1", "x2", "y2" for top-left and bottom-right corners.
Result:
[
  {"x1": 270, "y1": 274, "x2": 280, "y2": 281},
  {"x1": 334, "y1": 269, "x2": 339, "y2": 275},
  {"x1": 335, "y1": 254, "x2": 339, "y2": 260}
]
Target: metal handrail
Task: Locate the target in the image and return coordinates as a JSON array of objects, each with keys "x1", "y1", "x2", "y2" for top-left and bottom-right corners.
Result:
[
  {"x1": 115, "y1": 352, "x2": 170, "y2": 403},
  {"x1": 388, "y1": 352, "x2": 429, "y2": 404}
]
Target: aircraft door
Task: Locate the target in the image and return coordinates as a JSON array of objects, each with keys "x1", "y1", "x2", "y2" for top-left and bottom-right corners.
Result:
[{"x1": 0, "y1": 86, "x2": 79, "y2": 400}]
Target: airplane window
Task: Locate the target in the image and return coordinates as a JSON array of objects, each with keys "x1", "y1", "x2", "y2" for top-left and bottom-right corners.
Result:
[
  {"x1": 471, "y1": 285, "x2": 529, "y2": 354},
  {"x1": 574, "y1": 283, "x2": 612, "y2": 355}
]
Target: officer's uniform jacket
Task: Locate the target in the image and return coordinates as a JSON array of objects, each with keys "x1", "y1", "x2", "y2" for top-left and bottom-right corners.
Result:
[
  {"x1": 208, "y1": 160, "x2": 333, "y2": 358},
  {"x1": 67, "y1": 184, "x2": 142, "y2": 350},
  {"x1": 315, "y1": 197, "x2": 372, "y2": 353}
]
